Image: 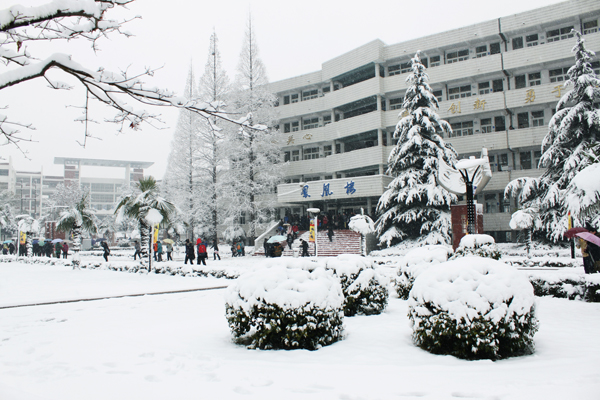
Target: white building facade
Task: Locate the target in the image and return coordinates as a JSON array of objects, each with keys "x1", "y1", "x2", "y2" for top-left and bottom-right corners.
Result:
[{"x1": 271, "y1": 0, "x2": 600, "y2": 242}]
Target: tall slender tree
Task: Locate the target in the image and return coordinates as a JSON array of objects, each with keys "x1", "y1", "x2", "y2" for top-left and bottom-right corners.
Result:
[
  {"x1": 196, "y1": 31, "x2": 230, "y2": 241},
  {"x1": 162, "y1": 65, "x2": 203, "y2": 240},
  {"x1": 505, "y1": 31, "x2": 600, "y2": 241},
  {"x1": 227, "y1": 15, "x2": 283, "y2": 242},
  {"x1": 376, "y1": 52, "x2": 458, "y2": 247}
]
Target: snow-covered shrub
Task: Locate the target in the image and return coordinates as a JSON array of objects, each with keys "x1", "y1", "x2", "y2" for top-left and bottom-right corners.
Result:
[
  {"x1": 326, "y1": 255, "x2": 389, "y2": 316},
  {"x1": 395, "y1": 245, "x2": 453, "y2": 300},
  {"x1": 408, "y1": 256, "x2": 539, "y2": 360},
  {"x1": 225, "y1": 262, "x2": 344, "y2": 350},
  {"x1": 526, "y1": 272, "x2": 600, "y2": 302},
  {"x1": 450, "y1": 234, "x2": 501, "y2": 260}
]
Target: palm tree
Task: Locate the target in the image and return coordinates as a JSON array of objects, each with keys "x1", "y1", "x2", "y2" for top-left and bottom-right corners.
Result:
[
  {"x1": 115, "y1": 177, "x2": 176, "y2": 267},
  {"x1": 57, "y1": 193, "x2": 99, "y2": 261},
  {"x1": 16, "y1": 215, "x2": 40, "y2": 257}
]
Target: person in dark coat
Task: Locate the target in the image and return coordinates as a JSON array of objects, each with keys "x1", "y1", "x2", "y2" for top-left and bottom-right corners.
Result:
[
  {"x1": 327, "y1": 224, "x2": 335, "y2": 242},
  {"x1": 54, "y1": 241, "x2": 62, "y2": 258},
  {"x1": 101, "y1": 241, "x2": 110, "y2": 262},
  {"x1": 286, "y1": 233, "x2": 294, "y2": 250},
  {"x1": 301, "y1": 239, "x2": 310, "y2": 257},
  {"x1": 211, "y1": 239, "x2": 220, "y2": 261},
  {"x1": 44, "y1": 241, "x2": 52, "y2": 257},
  {"x1": 184, "y1": 239, "x2": 195, "y2": 264},
  {"x1": 133, "y1": 241, "x2": 142, "y2": 260},
  {"x1": 8, "y1": 242, "x2": 15, "y2": 255}
]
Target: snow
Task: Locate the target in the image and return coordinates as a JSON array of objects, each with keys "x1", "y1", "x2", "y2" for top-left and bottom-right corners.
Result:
[
  {"x1": 348, "y1": 214, "x2": 375, "y2": 235},
  {"x1": 455, "y1": 157, "x2": 487, "y2": 170},
  {"x1": 510, "y1": 209, "x2": 535, "y2": 230},
  {"x1": 400, "y1": 244, "x2": 453, "y2": 267},
  {"x1": 567, "y1": 162, "x2": 600, "y2": 216},
  {"x1": 1, "y1": 254, "x2": 600, "y2": 399},
  {"x1": 458, "y1": 233, "x2": 495, "y2": 248}
]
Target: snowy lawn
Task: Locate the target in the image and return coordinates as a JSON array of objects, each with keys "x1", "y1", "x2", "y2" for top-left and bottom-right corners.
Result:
[{"x1": 1, "y1": 256, "x2": 599, "y2": 399}]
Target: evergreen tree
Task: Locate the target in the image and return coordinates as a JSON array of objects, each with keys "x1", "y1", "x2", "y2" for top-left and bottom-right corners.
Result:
[
  {"x1": 227, "y1": 15, "x2": 283, "y2": 242},
  {"x1": 162, "y1": 65, "x2": 203, "y2": 240},
  {"x1": 196, "y1": 31, "x2": 230, "y2": 241},
  {"x1": 375, "y1": 52, "x2": 457, "y2": 247},
  {"x1": 505, "y1": 31, "x2": 600, "y2": 241}
]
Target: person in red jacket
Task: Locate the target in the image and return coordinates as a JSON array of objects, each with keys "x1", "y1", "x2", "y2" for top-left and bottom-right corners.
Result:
[{"x1": 197, "y1": 239, "x2": 208, "y2": 266}]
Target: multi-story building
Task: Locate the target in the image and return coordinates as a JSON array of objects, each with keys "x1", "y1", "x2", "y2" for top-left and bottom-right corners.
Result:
[
  {"x1": 271, "y1": 0, "x2": 600, "y2": 242},
  {"x1": 0, "y1": 156, "x2": 152, "y2": 220}
]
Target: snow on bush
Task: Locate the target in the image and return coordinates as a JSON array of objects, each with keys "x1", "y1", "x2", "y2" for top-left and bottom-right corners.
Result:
[
  {"x1": 526, "y1": 271, "x2": 600, "y2": 302},
  {"x1": 395, "y1": 245, "x2": 453, "y2": 300},
  {"x1": 408, "y1": 256, "x2": 539, "y2": 360},
  {"x1": 326, "y1": 255, "x2": 389, "y2": 316},
  {"x1": 450, "y1": 234, "x2": 501, "y2": 260},
  {"x1": 225, "y1": 261, "x2": 344, "y2": 350}
]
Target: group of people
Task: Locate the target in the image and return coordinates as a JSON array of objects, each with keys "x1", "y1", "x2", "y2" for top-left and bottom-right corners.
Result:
[
  {"x1": 5, "y1": 240, "x2": 69, "y2": 258},
  {"x1": 184, "y1": 238, "x2": 222, "y2": 265},
  {"x1": 1, "y1": 241, "x2": 15, "y2": 255},
  {"x1": 151, "y1": 240, "x2": 174, "y2": 262}
]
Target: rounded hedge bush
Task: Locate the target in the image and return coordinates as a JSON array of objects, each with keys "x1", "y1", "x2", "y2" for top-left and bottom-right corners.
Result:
[
  {"x1": 408, "y1": 256, "x2": 539, "y2": 360},
  {"x1": 450, "y1": 234, "x2": 501, "y2": 260},
  {"x1": 395, "y1": 245, "x2": 453, "y2": 300},
  {"x1": 225, "y1": 261, "x2": 344, "y2": 350},
  {"x1": 326, "y1": 255, "x2": 389, "y2": 316}
]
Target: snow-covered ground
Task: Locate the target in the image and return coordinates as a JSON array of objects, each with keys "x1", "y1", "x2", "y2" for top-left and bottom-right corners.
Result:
[{"x1": 1, "y1": 253, "x2": 599, "y2": 400}]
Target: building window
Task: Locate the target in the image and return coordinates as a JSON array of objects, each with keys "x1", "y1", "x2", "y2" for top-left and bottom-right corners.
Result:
[
  {"x1": 532, "y1": 110, "x2": 544, "y2": 127},
  {"x1": 450, "y1": 121, "x2": 474, "y2": 137},
  {"x1": 323, "y1": 115, "x2": 332, "y2": 125},
  {"x1": 490, "y1": 43, "x2": 501, "y2": 55},
  {"x1": 448, "y1": 84, "x2": 472, "y2": 100},
  {"x1": 429, "y1": 55, "x2": 441, "y2": 67},
  {"x1": 284, "y1": 151, "x2": 290, "y2": 162},
  {"x1": 303, "y1": 147, "x2": 319, "y2": 160},
  {"x1": 388, "y1": 65, "x2": 401, "y2": 76},
  {"x1": 447, "y1": 49, "x2": 469, "y2": 63},
  {"x1": 495, "y1": 116, "x2": 506, "y2": 132},
  {"x1": 291, "y1": 150, "x2": 300, "y2": 161},
  {"x1": 547, "y1": 26, "x2": 574, "y2": 42},
  {"x1": 283, "y1": 95, "x2": 290, "y2": 105},
  {"x1": 512, "y1": 37, "x2": 523, "y2": 50},
  {"x1": 499, "y1": 154, "x2": 509, "y2": 171},
  {"x1": 480, "y1": 118, "x2": 493, "y2": 133},
  {"x1": 400, "y1": 62, "x2": 411, "y2": 74},
  {"x1": 500, "y1": 196, "x2": 511, "y2": 213},
  {"x1": 290, "y1": 94, "x2": 299, "y2": 103},
  {"x1": 476, "y1": 45, "x2": 488, "y2": 58},
  {"x1": 528, "y1": 72, "x2": 541, "y2": 86},
  {"x1": 302, "y1": 117, "x2": 319, "y2": 130},
  {"x1": 433, "y1": 90, "x2": 443, "y2": 102},
  {"x1": 492, "y1": 79, "x2": 504, "y2": 92},
  {"x1": 322, "y1": 85, "x2": 331, "y2": 94},
  {"x1": 584, "y1": 20, "x2": 598, "y2": 35},
  {"x1": 592, "y1": 61, "x2": 600, "y2": 75},
  {"x1": 302, "y1": 89, "x2": 318, "y2": 101},
  {"x1": 520, "y1": 151, "x2": 532, "y2": 170},
  {"x1": 526, "y1": 34, "x2": 539, "y2": 47},
  {"x1": 284, "y1": 123, "x2": 291, "y2": 133},
  {"x1": 517, "y1": 112, "x2": 529, "y2": 129},
  {"x1": 389, "y1": 97, "x2": 403, "y2": 110},
  {"x1": 549, "y1": 67, "x2": 569, "y2": 82},
  {"x1": 291, "y1": 121, "x2": 299, "y2": 132},
  {"x1": 515, "y1": 75, "x2": 526, "y2": 89},
  {"x1": 485, "y1": 193, "x2": 498, "y2": 213},
  {"x1": 0, "y1": 169, "x2": 8, "y2": 176},
  {"x1": 323, "y1": 145, "x2": 332, "y2": 157},
  {"x1": 478, "y1": 82, "x2": 491, "y2": 95}
]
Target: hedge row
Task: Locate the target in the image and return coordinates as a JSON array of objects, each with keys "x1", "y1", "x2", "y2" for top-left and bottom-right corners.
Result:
[{"x1": 526, "y1": 272, "x2": 600, "y2": 302}]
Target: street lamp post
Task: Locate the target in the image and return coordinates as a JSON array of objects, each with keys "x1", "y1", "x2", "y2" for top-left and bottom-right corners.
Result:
[{"x1": 307, "y1": 207, "x2": 320, "y2": 257}]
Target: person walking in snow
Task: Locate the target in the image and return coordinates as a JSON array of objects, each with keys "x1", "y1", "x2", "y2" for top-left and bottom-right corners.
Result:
[
  {"x1": 211, "y1": 239, "x2": 220, "y2": 261},
  {"x1": 197, "y1": 239, "x2": 208, "y2": 266},
  {"x1": 62, "y1": 242, "x2": 69, "y2": 259},
  {"x1": 286, "y1": 233, "x2": 294, "y2": 250},
  {"x1": 327, "y1": 223, "x2": 335, "y2": 242},
  {"x1": 156, "y1": 240, "x2": 163, "y2": 262},
  {"x1": 101, "y1": 241, "x2": 110, "y2": 262},
  {"x1": 54, "y1": 241, "x2": 62, "y2": 258},
  {"x1": 184, "y1": 239, "x2": 195, "y2": 264},
  {"x1": 166, "y1": 242, "x2": 173, "y2": 261},
  {"x1": 133, "y1": 241, "x2": 142, "y2": 260}
]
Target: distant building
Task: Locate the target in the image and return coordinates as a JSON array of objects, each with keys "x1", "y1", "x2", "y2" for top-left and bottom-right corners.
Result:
[
  {"x1": 0, "y1": 156, "x2": 153, "y2": 220},
  {"x1": 270, "y1": 0, "x2": 600, "y2": 242}
]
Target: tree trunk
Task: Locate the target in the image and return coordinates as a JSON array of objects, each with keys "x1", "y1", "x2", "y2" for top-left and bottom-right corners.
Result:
[
  {"x1": 26, "y1": 233, "x2": 33, "y2": 257},
  {"x1": 139, "y1": 221, "x2": 151, "y2": 267}
]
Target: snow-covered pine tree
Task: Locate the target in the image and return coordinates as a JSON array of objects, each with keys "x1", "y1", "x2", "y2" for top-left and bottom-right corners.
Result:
[
  {"x1": 375, "y1": 52, "x2": 458, "y2": 248},
  {"x1": 195, "y1": 31, "x2": 230, "y2": 241},
  {"x1": 226, "y1": 15, "x2": 283, "y2": 242},
  {"x1": 162, "y1": 66, "x2": 203, "y2": 240},
  {"x1": 505, "y1": 31, "x2": 600, "y2": 242}
]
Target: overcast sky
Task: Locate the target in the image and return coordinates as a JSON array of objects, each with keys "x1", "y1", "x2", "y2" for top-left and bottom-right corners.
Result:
[{"x1": 1, "y1": 0, "x2": 567, "y2": 179}]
